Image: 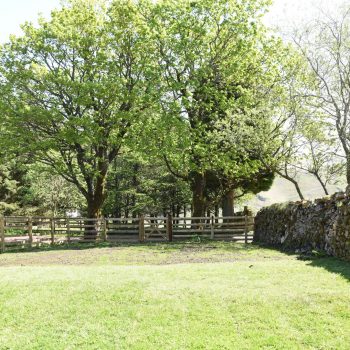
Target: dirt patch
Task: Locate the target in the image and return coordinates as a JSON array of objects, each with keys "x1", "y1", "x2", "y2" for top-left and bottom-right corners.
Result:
[{"x1": 0, "y1": 242, "x2": 293, "y2": 266}]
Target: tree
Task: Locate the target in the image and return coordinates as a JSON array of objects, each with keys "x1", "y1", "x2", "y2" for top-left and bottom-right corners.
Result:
[
  {"x1": 296, "y1": 117, "x2": 345, "y2": 195},
  {"x1": 272, "y1": 116, "x2": 306, "y2": 200},
  {"x1": 0, "y1": 0, "x2": 156, "y2": 229},
  {"x1": 258, "y1": 48, "x2": 321, "y2": 201},
  {"x1": 0, "y1": 149, "x2": 32, "y2": 215},
  {"x1": 24, "y1": 165, "x2": 85, "y2": 216},
  {"x1": 103, "y1": 154, "x2": 192, "y2": 218},
  {"x1": 148, "y1": 0, "x2": 298, "y2": 216},
  {"x1": 268, "y1": 95, "x2": 345, "y2": 199},
  {"x1": 0, "y1": 159, "x2": 24, "y2": 215},
  {"x1": 294, "y1": 4, "x2": 350, "y2": 186}
]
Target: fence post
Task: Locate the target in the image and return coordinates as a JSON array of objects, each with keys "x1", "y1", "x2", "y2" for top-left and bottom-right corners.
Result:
[
  {"x1": 244, "y1": 206, "x2": 248, "y2": 244},
  {"x1": 210, "y1": 215, "x2": 215, "y2": 239},
  {"x1": 66, "y1": 218, "x2": 71, "y2": 244},
  {"x1": 167, "y1": 213, "x2": 173, "y2": 242},
  {"x1": 28, "y1": 217, "x2": 33, "y2": 248},
  {"x1": 139, "y1": 215, "x2": 145, "y2": 243},
  {"x1": 102, "y1": 217, "x2": 107, "y2": 242},
  {"x1": 50, "y1": 218, "x2": 55, "y2": 246},
  {"x1": 0, "y1": 217, "x2": 5, "y2": 253}
]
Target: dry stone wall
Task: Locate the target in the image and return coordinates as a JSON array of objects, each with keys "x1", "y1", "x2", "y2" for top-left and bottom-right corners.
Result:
[{"x1": 254, "y1": 192, "x2": 350, "y2": 261}]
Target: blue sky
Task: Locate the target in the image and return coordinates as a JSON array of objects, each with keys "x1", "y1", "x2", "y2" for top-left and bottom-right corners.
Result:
[{"x1": 0, "y1": 0, "x2": 345, "y2": 43}]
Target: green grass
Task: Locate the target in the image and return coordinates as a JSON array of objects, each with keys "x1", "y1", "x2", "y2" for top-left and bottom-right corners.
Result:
[{"x1": 0, "y1": 242, "x2": 349, "y2": 349}]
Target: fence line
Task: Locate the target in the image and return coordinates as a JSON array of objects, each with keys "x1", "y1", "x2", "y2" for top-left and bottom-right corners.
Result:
[{"x1": 0, "y1": 214, "x2": 254, "y2": 253}]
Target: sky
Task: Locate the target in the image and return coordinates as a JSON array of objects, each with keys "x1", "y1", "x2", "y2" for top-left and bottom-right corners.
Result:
[
  {"x1": 0, "y1": 0, "x2": 347, "y2": 43},
  {"x1": 0, "y1": 0, "x2": 60, "y2": 43}
]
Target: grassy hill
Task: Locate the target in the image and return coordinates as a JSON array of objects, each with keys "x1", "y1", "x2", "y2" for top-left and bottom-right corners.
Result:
[{"x1": 249, "y1": 174, "x2": 346, "y2": 212}]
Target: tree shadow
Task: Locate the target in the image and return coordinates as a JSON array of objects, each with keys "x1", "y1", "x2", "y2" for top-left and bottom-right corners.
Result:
[
  {"x1": 306, "y1": 257, "x2": 350, "y2": 282},
  {"x1": 252, "y1": 243, "x2": 350, "y2": 282},
  {"x1": 2, "y1": 239, "x2": 258, "y2": 255},
  {"x1": 3, "y1": 241, "x2": 349, "y2": 282},
  {"x1": 7, "y1": 239, "x2": 350, "y2": 283}
]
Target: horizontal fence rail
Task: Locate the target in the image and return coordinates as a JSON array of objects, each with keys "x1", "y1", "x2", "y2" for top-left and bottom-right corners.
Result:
[{"x1": 0, "y1": 214, "x2": 254, "y2": 253}]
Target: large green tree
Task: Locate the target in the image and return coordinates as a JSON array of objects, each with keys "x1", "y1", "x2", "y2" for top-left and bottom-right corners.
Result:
[
  {"x1": 0, "y1": 0, "x2": 156, "y2": 224},
  {"x1": 147, "y1": 0, "x2": 294, "y2": 216}
]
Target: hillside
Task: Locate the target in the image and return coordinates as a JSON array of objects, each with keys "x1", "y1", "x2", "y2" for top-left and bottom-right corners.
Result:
[{"x1": 249, "y1": 174, "x2": 346, "y2": 212}]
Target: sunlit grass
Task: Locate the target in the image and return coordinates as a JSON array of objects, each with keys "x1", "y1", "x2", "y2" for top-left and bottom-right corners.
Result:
[{"x1": 0, "y1": 242, "x2": 349, "y2": 349}]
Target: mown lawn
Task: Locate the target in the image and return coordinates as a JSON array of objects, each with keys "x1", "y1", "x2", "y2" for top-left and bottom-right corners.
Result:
[{"x1": 0, "y1": 242, "x2": 349, "y2": 350}]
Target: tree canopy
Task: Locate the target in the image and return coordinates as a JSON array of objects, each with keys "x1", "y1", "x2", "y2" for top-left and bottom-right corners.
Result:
[
  {"x1": 0, "y1": 0, "x2": 331, "y2": 220},
  {"x1": 0, "y1": 0, "x2": 157, "y2": 219},
  {"x1": 145, "y1": 0, "x2": 301, "y2": 215}
]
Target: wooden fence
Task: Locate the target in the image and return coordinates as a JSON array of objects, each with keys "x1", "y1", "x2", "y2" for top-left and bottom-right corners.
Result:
[{"x1": 0, "y1": 214, "x2": 254, "y2": 253}]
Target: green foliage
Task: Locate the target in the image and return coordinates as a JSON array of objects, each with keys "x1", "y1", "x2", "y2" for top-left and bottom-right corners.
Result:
[
  {"x1": 103, "y1": 155, "x2": 192, "y2": 216},
  {"x1": 24, "y1": 165, "x2": 85, "y2": 216},
  {"x1": 0, "y1": 0, "x2": 321, "y2": 215},
  {"x1": 0, "y1": 0, "x2": 158, "y2": 216},
  {"x1": 0, "y1": 162, "x2": 21, "y2": 214},
  {"x1": 0, "y1": 154, "x2": 29, "y2": 215},
  {"x1": 144, "y1": 0, "x2": 302, "y2": 211},
  {"x1": 0, "y1": 156, "x2": 85, "y2": 216}
]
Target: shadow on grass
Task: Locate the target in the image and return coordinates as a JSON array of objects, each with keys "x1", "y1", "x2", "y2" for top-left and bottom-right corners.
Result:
[
  {"x1": 306, "y1": 257, "x2": 350, "y2": 282},
  {"x1": 2, "y1": 240, "x2": 349, "y2": 281},
  {"x1": 2, "y1": 239, "x2": 258, "y2": 255},
  {"x1": 252, "y1": 242, "x2": 350, "y2": 282}
]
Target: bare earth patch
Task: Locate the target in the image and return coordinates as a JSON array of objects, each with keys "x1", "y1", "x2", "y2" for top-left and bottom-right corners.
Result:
[{"x1": 0, "y1": 241, "x2": 293, "y2": 266}]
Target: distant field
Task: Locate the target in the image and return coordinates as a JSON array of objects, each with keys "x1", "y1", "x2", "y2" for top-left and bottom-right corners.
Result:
[{"x1": 0, "y1": 242, "x2": 349, "y2": 349}]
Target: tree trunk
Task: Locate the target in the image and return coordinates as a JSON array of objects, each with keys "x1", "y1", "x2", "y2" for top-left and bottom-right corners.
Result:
[
  {"x1": 176, "y1": 205, "x2": 181, "y2": 218},
  {"x1": 222, "y1": 190, "x2": 235, "y2": 227},
  {"x1": 314, "y1": 173, "x2": 329, "y2": 195},
  {"x1": 131, "y1": 163, "x2": 139, "y2": 218},
  {"x1": 206, "y1": 209, "x2": 211, "y2": 224},
  {"x1": 277, "y1": 171, "x2": 304, "y2": 200},
  {"x1": 191, "y1": 172, "x2": 206, "y2": 218},
  {"x1": 291, "y1": 179, "x2": 304, "y2": 200},
  {"x1": 125, "y1": 194, "x2": 129, "y2": 219},
  {"x1": 281, "y1": 176, "x2": 304, "y2": 200},
  {"x1": 85, "y1": 198, "x2": 101, "y2": 240},
  {"x1": 222, "y1": 190, "x2": 235, "y2": 217},
  {"x1": 114, "y1": 170, "x2": 121, "y2": 218},
  {"x1": 87, "y1": 201, "x2": 100, "y2": 218},
  {"x1": 85, "y1": 178, "x2": 107, "y2": 240},
  {"x1": 214, "y1": 204, "x2": 219, "y2": 223},
  {"x1": 346, "y1": 153, "x2": 350, "y2": 185}
]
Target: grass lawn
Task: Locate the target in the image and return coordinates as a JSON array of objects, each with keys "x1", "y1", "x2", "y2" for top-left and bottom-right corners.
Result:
[{"x1": 0, "y1": 241, "x2": 349, "y2": 350}]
